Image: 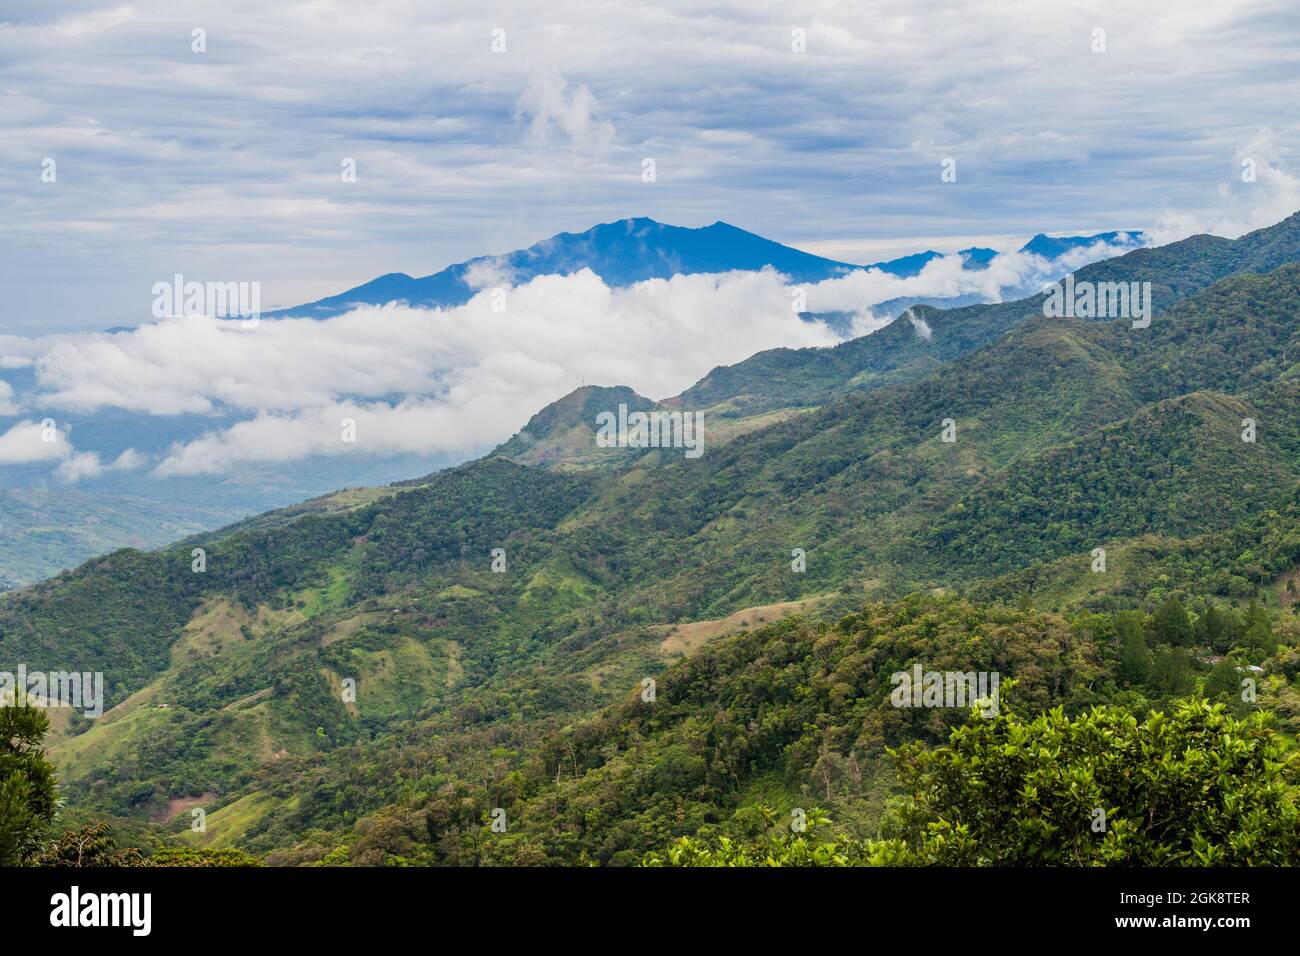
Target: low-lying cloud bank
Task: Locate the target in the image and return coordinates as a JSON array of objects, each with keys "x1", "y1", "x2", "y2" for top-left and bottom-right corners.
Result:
[
  {"x1": 0, "y1": 240, "x2": 1140, "y2": 478},
  {"x1": 0, "y1": 418, "x2": 140, "y2": 481}
]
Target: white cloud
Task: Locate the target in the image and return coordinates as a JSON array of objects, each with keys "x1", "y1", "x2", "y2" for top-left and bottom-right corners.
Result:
[
  {"x1": 462, "y1": 257, "x2": 520, "y2": 291},
  {"x1": 0, "y1": 235, "x2": 1132, "y2": 475},
  {"x1": 56, "y1": 450, "x2": 105, "y2": 482},
  {"x1": 6, "y1": 0, "x2": 1295, "y2": 335},
  {"x1": 0, "y1": 334, "x2": 45, "y2": 367},
  {"x1": 905, "y1": 309, "x2": 932, "y2": 341},
  {"x1": 1148, "y1": 128, "x2": 1300, "y2": 244},
  {"x1": 155, "y1": 401, "x2": 488, "y2": 476},
  {"x1": 802, "y1": 236, "x2": 1143, "y2": 334},
  {"x1": 0, "y1": 381, "x2": 19, "y2": 416},
  {"x1": 515, "y1": 68, "x2": 615, "y2": 149},
  {"x1": 137, "y1": 268, "x2": 845, "y2": 473},
  {"x1": 0, "y1": 419, "x2": 67, "y2": 465},
  {"x1": 0, "y1": 5, "x2": 138, "y2": 42},
  {"x1": 0, "y1": 417, "x2": 143, "y2": 481},
  {"x1": 110, "y1": 448, "x2": 145, "y2": 470},
  {"x1": 34, "y1": 268, "x2": 843, "y2": 422}
]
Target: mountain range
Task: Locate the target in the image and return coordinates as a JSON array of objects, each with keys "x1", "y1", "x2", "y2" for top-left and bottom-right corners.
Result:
[
  {"x1": 2, "y1": 209, "x2": 1298, "y2": 864},
  {"x1": 0, "y1": 219, "x2": 1144, "y2": 587},
  {"x1": 268, "y1": 217, "x2": 1144, "y2": 318}
]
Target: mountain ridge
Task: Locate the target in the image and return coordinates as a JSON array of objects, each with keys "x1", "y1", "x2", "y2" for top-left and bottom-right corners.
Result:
[
  {"x1": 5, "y1": 211, "x2": 1298, "y2": 866},
  {"x1": 268, "y1": 217, "x2": 1146, "y2": 318}
]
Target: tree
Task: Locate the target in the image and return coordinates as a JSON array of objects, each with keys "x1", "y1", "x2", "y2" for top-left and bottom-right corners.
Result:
[
  {"x1": 1149, "y1": 646, "x2": 1194, "y2": 696},
  {"x1": 0, "y1": 703, "x2": 59, "y2": 866},
  {"x1": 1202, "y1": 657, "x2": 1245, "y2": 710},
  {"x1": 1243, "y1": 602, "x2": 1277, "y2": 656},
  {"x1": 1152, "y1": 596, "x2": 1192, "y2": 646},
  {"x1": 36, "y1": 822, "x2": 146, "y2": 867},
  {"x1": 643, "y1": 806, "x2": 870, "y2": 867},
  {"x1": 885, "y1": 698, "x2": 1299, "y2": 865},
  {"x1": 1195, "y1": 604, "x2": 1227, "y2": 652},
  {"x1": 35, "y1": 821, "x2": 263, "y2": 867},
  {"x1": 1116, "y1": 611, "x2": 1152, "y2": 685}
]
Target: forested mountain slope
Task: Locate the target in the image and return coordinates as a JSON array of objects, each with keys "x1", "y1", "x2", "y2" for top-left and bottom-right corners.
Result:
[
  {"x1": 4, "y1": 220, "x2": 1300, "y2": 863},
  {"x1": 670, "y1": 212, "x2": 1300, "y2": 417}
]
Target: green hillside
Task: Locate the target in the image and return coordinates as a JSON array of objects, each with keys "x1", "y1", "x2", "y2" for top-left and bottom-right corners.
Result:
[
  {"x1": 0, "y1": 487, "x2": 229, "y2": 588},
  {"x1": 673, "y1": 213, "x2": 1300, "y2": 416},
  {"x1": 5, "y1": 214, "x2": 1300, "y2": 865}
]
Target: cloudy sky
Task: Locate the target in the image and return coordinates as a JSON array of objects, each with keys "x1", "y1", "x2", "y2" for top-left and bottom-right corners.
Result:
[
  {"x1": 2, "y1": 0, "x2": 1298, "y2": 335},
  {"x1": 0, "y1": 0, "x2": 1298, "y2": 484}
]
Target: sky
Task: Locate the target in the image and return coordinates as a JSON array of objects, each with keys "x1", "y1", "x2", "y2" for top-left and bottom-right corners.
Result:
[
  {"x1": 0, "y1": 0, "x2": 1298, "y2": 485},
  {"x1": 2, "y1": 0, "x2": 1299, "y2": 336}
]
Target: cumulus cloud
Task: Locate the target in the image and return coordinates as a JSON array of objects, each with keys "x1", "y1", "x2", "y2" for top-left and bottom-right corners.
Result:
[
  {"x1": 0, "y1": 334, "x2": 45, "y2": 368},
  {"x1": 154, "y1": 401, "x2": 490, "y2": 477},
  {"x1": 802, "y1": 236, "x2": 1145, "y2": 335},
  {"x1": 0, "y1": 419, "x2": 67, "y2": 465},
  {"x1": 515, "y1": 68, "x2": 615, "y2": 149},
  {"x1": 36, "y1": 270, "x2": 837, "y2": 419},
  {"x1": 0, "y1": 418, "x2": 143, "y2": 482},
  {"x1": 75, "y1": 268, "x2": 846, "y2": 473},
  {"x1": 56, "y1": 450, "x2": 106, "y2": 482},
  {"x1": 1148, "y1": 128, "x2": 1300, "y2": 244},
  {"x1": 0, "y1": 236, "x2": 1134, "y2": 475},
  {"x1": 0, "y1": 381, "x2": 19, "y2": 416},
  {"x1": 53, "y1": 446, "x2": 145, "y2": 482},
  {"x1": 110, "y1": 448, "x2": 145, "y2": 470},
  {"x1": 462, "y1": 257, "x2": 521, "y2": 291}
]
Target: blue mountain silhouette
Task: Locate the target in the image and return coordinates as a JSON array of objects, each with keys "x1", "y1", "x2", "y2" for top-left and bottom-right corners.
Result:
[{"x1": 268, "y1": 217, "x2": 1143, "y2": 318}]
